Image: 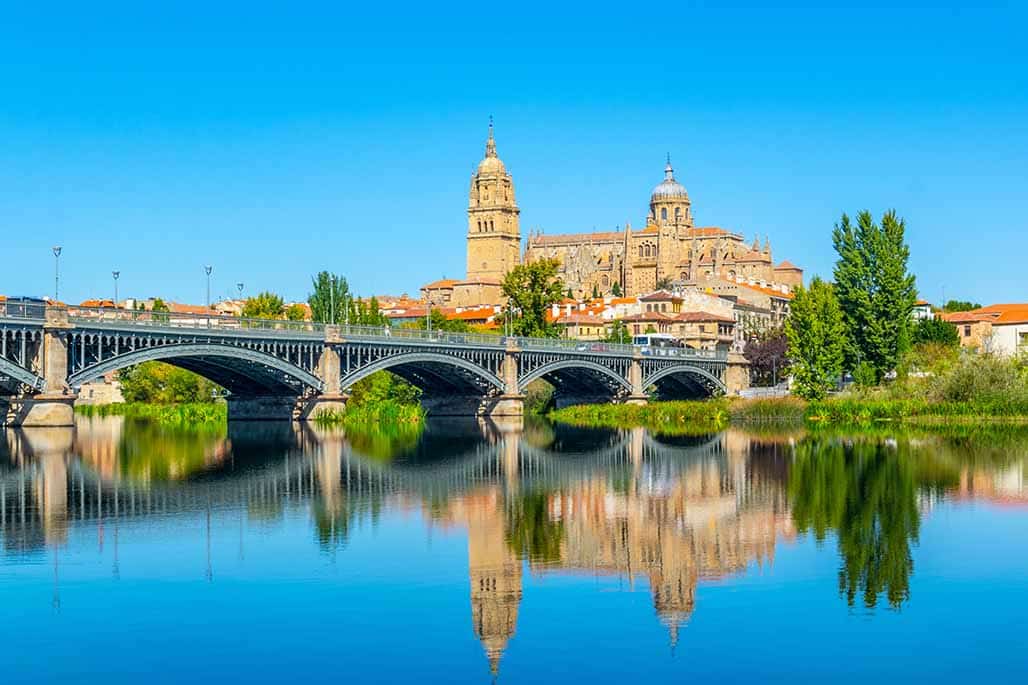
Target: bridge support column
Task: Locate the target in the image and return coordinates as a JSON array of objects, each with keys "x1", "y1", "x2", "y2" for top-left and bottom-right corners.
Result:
[
  {"x1": 9, "y1": 305, "x2": 76, "y2": 427},
  {"x1": 725, "y1": 352, "x2": 751, "y2": 396},
  {"x1": 227, "y1": 396, "x2": 298, "y2": 421},
  {"x1": 623, "y1": 354, "x2": 648, "y2": 406},
  {"x1": 300, "y1": 340, "x2": 348, "y2": 420},
  {"x1": 486, "y1": 339, "x2": 524, "y2": 417}
]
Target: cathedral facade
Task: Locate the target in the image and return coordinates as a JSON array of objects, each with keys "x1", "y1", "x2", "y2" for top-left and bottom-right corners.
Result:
[
  {"x1": 423, "y1": 125, "x2": 802, "y2": 307},
  {"x1": 524, "y1": 157, "x2": 803, "y2": 298}
]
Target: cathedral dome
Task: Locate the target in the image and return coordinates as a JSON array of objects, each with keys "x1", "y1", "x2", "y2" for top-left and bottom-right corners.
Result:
[{"x1": 651, "y1": 158, "x2": 688, "y2": 202}]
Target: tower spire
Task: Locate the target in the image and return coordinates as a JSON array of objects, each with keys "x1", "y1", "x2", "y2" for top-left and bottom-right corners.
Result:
[
  {"x1": 664, "y1": 153, "x2": 674, "y2": 180},
  {"x1": 485, "y1": 116, "x2": 497, "y2": 158}
]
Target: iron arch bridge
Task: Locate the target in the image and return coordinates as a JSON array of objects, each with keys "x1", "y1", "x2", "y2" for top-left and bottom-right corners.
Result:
[{"x1": 1, "y1": 307, "x2": 738, "y2": 424}]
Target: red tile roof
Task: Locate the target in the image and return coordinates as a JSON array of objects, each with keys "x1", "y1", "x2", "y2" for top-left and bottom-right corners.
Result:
[
  {"x1": 639, "y1": 289, "x2": 681, "y2": 302},
  {"x1": 775, "y1": 260, "x2": 802, "y2": 270},
  {"x1": 943, "y1": 304, "x2": 1028, "y2": 325},
  {"x1": 422, "y1": 279, "x2": 459, "y2": 289}
]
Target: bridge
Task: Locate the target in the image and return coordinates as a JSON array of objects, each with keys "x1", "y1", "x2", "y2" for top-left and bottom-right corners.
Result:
[{"x1": 0, "y1": 304, "x2": 749, "y2": 426}]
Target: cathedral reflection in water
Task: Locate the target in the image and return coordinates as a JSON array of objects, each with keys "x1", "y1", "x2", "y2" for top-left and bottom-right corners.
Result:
[{"x1": 2, "y1": 417, "x2": 1025, "y2": 676}]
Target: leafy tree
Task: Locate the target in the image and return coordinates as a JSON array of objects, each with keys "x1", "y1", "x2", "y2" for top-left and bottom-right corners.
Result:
[
  {"x1": 605, "y1": 319, "x2": 630, "y2": 343},
  {"x1": 308, "y1": 271, "x2": 351, "y2": 324},
  {"x1": 150, "y1": 297, "x2": 170, "y2": 323},
  {"x1": 942, "y1": 299, "x2": 981, "y2": 313},
  {"x1": 832, "y1": 210, "x2": 918, "y2": 382},
  {"x1": 567, "y1": 287, "x2": 574, "y2": 299},
  {"x1": 241, "y1": 291, "x2": 285, "y2": 319},
  {"x1": 501, "y1": 259, "x2": 565, "y2": 338},
  {"x1": 610, "y1": 281, "x2": 622, "y2": 297},
  {"x1": 785, "y1": 277, "x2": 846, "y2": 400},
  {"x1": 408, "y1": 308, "x2": 470, "y2": 333},
  {"x1": 655, "y1": 276, "x2": 674, "y2": 291},
  {"x1": 743, "y1": 327, "x2": 788, "y2": 386},
  {"x1": 348, "y1": 370, "x2": 421, "y2": 407},
  {"x1": 285, "y1": 303, "x2": 307, "y2": 321},
  {"x1": 119, "y1": 361, "x2": 222, "y2": 403},
  {"x1": 911, "y1": 317, "x2": 959, "y2": 347}
]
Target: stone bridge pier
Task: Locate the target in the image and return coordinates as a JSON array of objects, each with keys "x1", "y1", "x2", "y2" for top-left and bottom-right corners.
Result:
[{"x1": 6, "y1": 307, "x2": 76, "y2": 427}]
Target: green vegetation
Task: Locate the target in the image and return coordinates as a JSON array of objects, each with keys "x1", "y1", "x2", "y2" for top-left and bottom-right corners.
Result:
[
  {"x1": 604, "y1": 319, "x2": 630, "y2": 344},
  {"x1": 832, "y1": 210, "x2": 918, "y2": 382},
  {"x1": 308, "y1": 271, "x2": 351, "y2": 324},
  {"x1": 524, "y1": 378, "x2": 555, "y2": 414},
  {"x1": 785, "y1": 277, "x2": 845, "y2": 400},
  {"x1": 911, "y1": 317, "x2": 959, "y2": 346},
  {"x1": 76, "y1": 401, "x2": 227, "y2": 427},
  {"x1": 549, "y1": 400, "x2": 729, "y2": 434},
  {"x1": 743, "y1": 327, "x2": 787, "y2": 386},
  {"x1": 506, "y1": 490, "x2": 565, "y2": 562},
  {"x1": 118, "y1": 361, "x2": 222, "y2": 404},
  {"x1": 408, "y1": 308, "x2": 470, "y2": 332},
  {"x1": 242, "y1": 291, "x2": 286, "y2": 318},
  {"x1": 501, "y1": 258, "x2": 566, "y2": 338},
  {"x1": 942, "y1": 299, "x2": 981, "y2": 313}
]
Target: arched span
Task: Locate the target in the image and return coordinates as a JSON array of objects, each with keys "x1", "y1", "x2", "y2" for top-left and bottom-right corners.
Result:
[
  {"x1": 518, "y1": 359, "x2": 633, "y2": 394},
  {"x1": 67, "y1": 343, "x2": 324, "y2": 393},
  {"x1": 643, "y1": 364, "x2": 726, "y2": 396},
  {"x1": 340, "y1": 352, "x2": 505, "y2": 394},
  {"x1": 0, "y1": 358, "x2": 44, "y2": 391}
]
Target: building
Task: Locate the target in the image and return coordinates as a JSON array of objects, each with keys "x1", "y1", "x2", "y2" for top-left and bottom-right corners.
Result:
[
  {"x1": 422, "y1": 125, "x2": 802, "y2": 310},
  {"x1": 622, "y1": 310, "x2": 735, "y2": 351},
  {"x1": 912, "y1": 299, "x2": 934, "y2": 320},
  {"x1": 942, "y1": 304, "x2": 1028, "y2": 355},
  {"x1": 524, "y1": 157, "x2": 803, "y2": 299}
]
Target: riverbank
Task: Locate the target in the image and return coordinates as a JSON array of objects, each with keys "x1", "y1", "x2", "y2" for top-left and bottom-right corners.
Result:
[
  {"x1": 76, "y1": 402, "x2": 226, "y2": 427},
  {"x1": 549, "y1": 396, "x2": 1028, "y2": 432}
]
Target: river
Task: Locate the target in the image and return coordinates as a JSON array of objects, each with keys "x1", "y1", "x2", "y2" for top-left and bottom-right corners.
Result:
[{"x1": 1, "y1": 416, "x2": 1026, "y2": 682}]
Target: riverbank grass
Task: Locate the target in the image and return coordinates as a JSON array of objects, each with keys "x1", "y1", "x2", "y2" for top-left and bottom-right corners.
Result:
[{"x1": 75, "y1": 402, "x2": 227, "y2": 426}]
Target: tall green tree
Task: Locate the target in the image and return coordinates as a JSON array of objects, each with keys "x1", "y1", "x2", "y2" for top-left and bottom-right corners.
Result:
[
  {"x1": 832, "y1": 210, "x2": 918, "y2": 381},
  {"x1": 942, "y1": 299, "x2": 980, "y2": 313},
  {"x1": 785, "y1": 277, "x2": 846, "y2": 400},
  {"x1": 285, "y1": 303, "x2": 307, "y2": 321},
  {"x1": 119, "y1": 361, "x2": 222, "y2": 403},
  {"x1": 911, "y1": 317, "x2": 959, "y2": 347},
  {"x1": 308, "y1": 271, "x2": 351, "y2": 324},
  {"x1": 605, "y1": 319, "x2": 630, "y2": 343},
  {"x1": 241, "y1": 291, "x2": 285, "y2": 319},
  {"x1": 501, "y1": 259, "x2": 566, "y2": 338},
  {"x1": 610, "y1": 281, "x2": 623, "y2": 297}
]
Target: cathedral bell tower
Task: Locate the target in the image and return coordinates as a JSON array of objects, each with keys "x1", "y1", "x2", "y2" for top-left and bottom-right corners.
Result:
[{"x1": 466, "y1": 119, "x2": 521, "y2": 283}]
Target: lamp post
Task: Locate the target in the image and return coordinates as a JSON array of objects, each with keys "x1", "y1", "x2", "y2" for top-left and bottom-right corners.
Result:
[
  {"x1": 112, "y1": 271, "x2": 120, "y2": 310},
  {"x1": 237, "y1": 282, "x2": 244, "y2": 299},
  {"x1": 52, "y1": 246, "x2": 62, "y2": 302},
  {"x1": 204, "y1": 265, "x2": 213, "y2": 309},
  {"x1": 329, "y1": 275, "x2": 336, "y2": 325}
]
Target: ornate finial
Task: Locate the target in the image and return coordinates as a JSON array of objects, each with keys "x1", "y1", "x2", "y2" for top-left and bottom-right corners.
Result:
[
  {"x1": 485, "y1": 116, "x2": 497, "y2": 158},
  {"x1": 664, "y1": 153, "x2": 674, "y2": 180}
]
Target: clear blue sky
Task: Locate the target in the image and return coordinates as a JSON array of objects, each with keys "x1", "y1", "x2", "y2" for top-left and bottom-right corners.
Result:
[{"x1": 2, "y1": 2, "x2": 1025, "y2": 306}]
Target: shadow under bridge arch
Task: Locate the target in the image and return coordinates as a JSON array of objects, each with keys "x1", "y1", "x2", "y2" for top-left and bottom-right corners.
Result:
[
  {"x1": 518, "y1": 358, "x2": 633, "y2": 406},
  {"x1": 67, "y1": 343, "x2": 324, "y2": 397},
  {"x1": 644, "y1": 363, "x2": 726, "y2": 399},
  {"x1": 339, "y1": 351, "x2": 506, "y2": 400}
]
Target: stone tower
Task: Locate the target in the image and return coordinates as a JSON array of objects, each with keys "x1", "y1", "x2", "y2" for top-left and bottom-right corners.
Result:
[
  {"x1": 648, "y1": 155, "x2": 692, "y2": 229},
  {"x1": 466, "y1": 120, "x2": 521, "y2": 283}
]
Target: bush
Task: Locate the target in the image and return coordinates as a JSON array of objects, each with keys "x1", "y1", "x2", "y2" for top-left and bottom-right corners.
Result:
[
  {"x1": 118, "y1": 362, "x2": 222, "y2": 404},
  {"x1": 927, "y1": 354, "x2": 1028, "y2": 405}
]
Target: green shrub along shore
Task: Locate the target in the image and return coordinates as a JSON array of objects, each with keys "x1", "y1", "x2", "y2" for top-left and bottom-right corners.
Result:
[
  {"x1": 550, "y1": 394, "x2": 1028, "y2": 432},
  {"x1": 76, "y1": 402, "x2": 227, "y2": 427}
]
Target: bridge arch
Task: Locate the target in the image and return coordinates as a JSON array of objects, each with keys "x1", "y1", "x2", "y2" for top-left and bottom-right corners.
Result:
[
  {"x1": 518, "y1": 359, "x2": 632, "y2": 394},
  {"x1": 340, "y1": 351, "x2": 505, "y2": 395},
  {"x1": 0, "y1": 357, "x2": 44, "y2": 392},
  {"x1": 643, "y1": 364, "x2": 726, "y2": 398},
  {"x1": 67, "y1": 343, "x2": 324, "y2": 396}
]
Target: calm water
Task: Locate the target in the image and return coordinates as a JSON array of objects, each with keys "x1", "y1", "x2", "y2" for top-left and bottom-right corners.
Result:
[{"x1": 1, "y1": 417, "x2": 1027, "y2": 683}]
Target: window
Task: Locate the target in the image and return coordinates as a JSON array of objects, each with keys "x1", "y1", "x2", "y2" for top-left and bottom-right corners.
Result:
[
  {"x1": 964, "y1": 325, "x2": 971, "y2": 337},
  {"x1": 674, "y1": 207, "x2": 681, "y2": 221},
  {"x1": 639, "y1": 245, "x2": 645, "y2": 258}
]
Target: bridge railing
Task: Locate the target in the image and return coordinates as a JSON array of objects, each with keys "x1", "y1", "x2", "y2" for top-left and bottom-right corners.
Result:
[
  {"x1": 68, "y1": 306, "x2": 327, "y2": 336},
  {"x1": 336, "y1": 324, "x2": 506, "y2": 347}
]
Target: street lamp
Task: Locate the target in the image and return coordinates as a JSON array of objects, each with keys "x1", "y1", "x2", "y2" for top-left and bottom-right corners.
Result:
[
  {"x1": 204, "y1": 265, "x2": 213, "y2": 309},
  {"x1": 112, "y1": 271, "x2": 120, "y2": 310},
  {"x1": 237, "y1": 282, "x2": 244, "y2": 300},
  {"x1": 329, "y1": 275, "x2": 336, "y2": 325},
  {"x1": 52, "y1": 246, "x2": 62, "y2": 302}
]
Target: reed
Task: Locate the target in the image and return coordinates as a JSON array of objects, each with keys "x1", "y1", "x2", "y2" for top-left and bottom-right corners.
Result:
[
  {"x1": 75, "y1": 402, "x2": 227, "y2": 427},
  {"x1": 549, "y1": 400, "x2": 729, "y2": 434},
  {"x1": 312, "y1": 399, "x2": 425, "y2": 427}
]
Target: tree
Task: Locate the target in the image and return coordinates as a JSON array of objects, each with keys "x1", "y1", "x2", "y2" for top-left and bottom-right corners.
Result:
[
  {"x1": 308, "y1": 271, "x2": 351, "y2": 324},
  {"x1": 942, "y1": 299, "x2": 981, "y2": 313},
  {"x1": 150, "y1": 297, "x2": 170, "y2": 323},
  {"x1": 119, "y1": 361, "x2": 221, "y2": 403},
  {"x1": 285, "y1": 304, "x2": 307, "y2": 321},
  {"x1": 743, "y1": 327, "x2": 788, "y2": 386},
  {"x1": 911, "y1": 317, "x2": 959, "y2": 347},
  {"x1": 785, "y1": 277, "x2": 846, "y2": 400},
  {"x1": 409, "y1": 308, "x2": 469, "y2": 333},
  {"x1": 655, "y1": 276, "x2": 674, "y2": 291},
  {"x1": 605, "y1": 319, "x2": 630, "y2": 343},
  {"x1": 591, "y1": 283, "x2": 599, "y2": 299},
  {"x1": 501, "y1": 259, "x2": 566, "y2": 338},
  {"x1": 610, "y1": 281, "x2": 622, "y2": 297},
  {"x1": 832, "y1": 210, "x2": 917, "y2": 382},
  {"x1": 241, "y1": 291, "x2": 285, "y2": 319}
]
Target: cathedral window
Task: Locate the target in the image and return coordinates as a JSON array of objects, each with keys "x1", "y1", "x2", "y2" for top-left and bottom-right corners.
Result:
[
  {"x1": 661, "y1": 208, "x2": 668, "y2": 221},
  {"x1": 675, "y1": 207, "x2": 681, "y2": 221},
  {"x1": 638, "y1": 245, "x2": 644, "y2": 259}
]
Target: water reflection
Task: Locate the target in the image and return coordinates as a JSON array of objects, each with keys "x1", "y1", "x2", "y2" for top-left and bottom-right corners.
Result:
[{"x1": 1, "y1": 417, "x2": 1027, "y2": 675}]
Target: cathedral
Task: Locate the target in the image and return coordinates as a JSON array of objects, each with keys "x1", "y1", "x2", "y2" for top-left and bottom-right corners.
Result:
[{"x1": 423, "y1": 123, "x2": 802, "y2": 307}]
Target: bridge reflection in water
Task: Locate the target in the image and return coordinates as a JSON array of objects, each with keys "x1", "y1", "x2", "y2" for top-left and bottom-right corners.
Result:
[
  {"x1": 4, "y1": 419, "x2": 1024, "y2": 677},
  {"x1": 0, "y1": 417, "x2": 796, "y2": 675}
]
